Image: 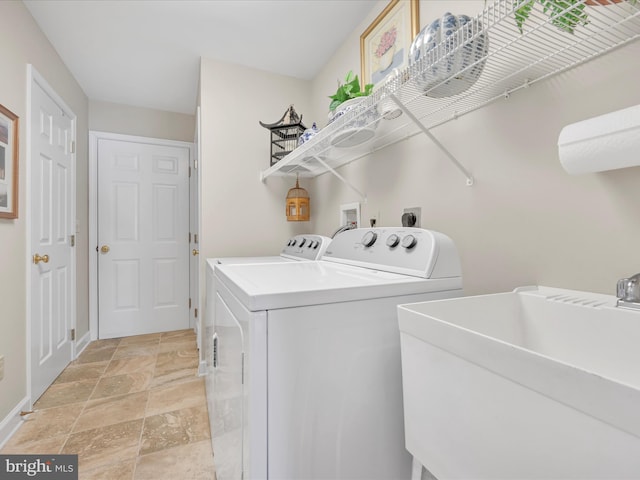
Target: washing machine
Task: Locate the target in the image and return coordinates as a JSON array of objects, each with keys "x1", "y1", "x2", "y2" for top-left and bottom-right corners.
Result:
[{"x1": 209, "y1": 227, "x2": 463, "y2": 480}]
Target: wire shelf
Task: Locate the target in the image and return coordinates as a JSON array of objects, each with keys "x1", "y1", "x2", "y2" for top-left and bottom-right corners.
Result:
[{"x1": 260, "y1": 0, "x2": 640, "y2": 183}]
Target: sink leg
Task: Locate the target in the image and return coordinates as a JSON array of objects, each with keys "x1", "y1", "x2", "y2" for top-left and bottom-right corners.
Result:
[{"x1": 411, "y1": 457, "x2": 423, "y2": 480}]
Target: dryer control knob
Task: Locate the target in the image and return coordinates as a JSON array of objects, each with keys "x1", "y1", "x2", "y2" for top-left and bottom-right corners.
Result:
[
  {"x1": 401, "y1": 234, "x2": 417, "y2": 249},
  {"x1": 291, "y1": 239, "x2": 297, "y2": 246},
  {"x1": 386, "y1": 234, "x2": 400, "y2": 248},
  {"x1": 362, "y1": 231, "x2": 378, "y2": 247},
  {"x1": 299, "y1": 238, "x2": 306, "y2": 247}
]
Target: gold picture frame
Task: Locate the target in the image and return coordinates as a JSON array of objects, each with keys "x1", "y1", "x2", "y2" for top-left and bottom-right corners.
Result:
[
  {"x1": 0, "y1": 103, "x2": 19, "y2": 219},
  {"x1": 360, "y1": 0, "x2": 419, "y2": 87}
]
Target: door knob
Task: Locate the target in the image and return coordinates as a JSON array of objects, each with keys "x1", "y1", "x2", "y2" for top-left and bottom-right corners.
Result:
[
  {"x1": 100, "y1": 245, "x2": 110, "y2": 253},
  {"x1": 33, "y1": 254, "x2": 49, "y2": 264},
  {"x1": 192, "y1": 249, "x2": 199, "y2": 256}
]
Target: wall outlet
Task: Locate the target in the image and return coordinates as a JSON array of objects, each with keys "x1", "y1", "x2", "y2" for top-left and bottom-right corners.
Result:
[
  {"x1": 402, "y1": 207, "x2": 422, "y2": 228},
  {"x1": 369, "y1": 211, "x2": 380, "y2": 228},
  {"x1": 0, "y1": 355, "x2": 4, "y2": 382}
]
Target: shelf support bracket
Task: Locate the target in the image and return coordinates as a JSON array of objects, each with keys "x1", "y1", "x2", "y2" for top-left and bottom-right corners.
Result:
[
  {"x1": 389, "y1": 94, "x2": 474, "y2": 186},
  {"x1": 311, "y1": 155, "x2": 367, "y2": 202}
]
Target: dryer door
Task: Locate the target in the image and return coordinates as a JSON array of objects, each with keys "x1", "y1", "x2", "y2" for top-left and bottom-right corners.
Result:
[{"x1": 210, "y1": 290, "x2": 244, "y2": 480}]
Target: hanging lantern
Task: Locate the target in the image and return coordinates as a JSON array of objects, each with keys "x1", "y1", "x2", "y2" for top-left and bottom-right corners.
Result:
[{"x1": 286, "y1": 175, "x2": 310, "y2": 222}]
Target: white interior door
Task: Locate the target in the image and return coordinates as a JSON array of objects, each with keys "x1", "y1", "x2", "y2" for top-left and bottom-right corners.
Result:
[
  {"x1": 97, "y1": 138, "x2": 190, "y2": 338},
  {"x1": 30, "y1": 74, "x2": 75, "y2": 402}
]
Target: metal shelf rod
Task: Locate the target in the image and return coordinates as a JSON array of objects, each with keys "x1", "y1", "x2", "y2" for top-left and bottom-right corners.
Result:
[
  {"x1": 311, "y1": 155, "x2": 367, "y2": 202},
  {"x1": 388, "y1": 94, "x2": 474, "y2": 186}
]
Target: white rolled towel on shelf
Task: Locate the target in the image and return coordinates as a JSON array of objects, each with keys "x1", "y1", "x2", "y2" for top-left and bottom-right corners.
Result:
[{"x1": 558, "y1": 103, "x2": 640, "y2": 175}]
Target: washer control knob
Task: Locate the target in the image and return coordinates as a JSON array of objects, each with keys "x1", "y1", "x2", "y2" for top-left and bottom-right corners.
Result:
[
  {"x1": 401, "y1": 234, "x2": 418, "y2": 249},
  {"x1": 291, "y1": 239, "x2": 297, "y2": 246},
  {"x1": 361, "y1": 231, "x2": 378, "y2": 247},
  {"x1": 386, "y1": 234, "x2": 400, "y2": 248},
  {"x1": 299, "y1": 238, "x2": 306, "y2": 247}
]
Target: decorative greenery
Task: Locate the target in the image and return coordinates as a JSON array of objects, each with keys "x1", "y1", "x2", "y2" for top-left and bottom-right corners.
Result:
[
  {"x1": 514, "y1": 0, "x2": 588, "y2": 34},
  {"x1": 328, "y1": 70, "x2": 374, "y2": 112}
]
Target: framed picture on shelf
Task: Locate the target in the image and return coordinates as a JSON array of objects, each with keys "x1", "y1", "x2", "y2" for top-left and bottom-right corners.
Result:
[
  {"x1": 360, "y1": 0, "x2": 419, "y2": 87},
  {"x1": 0, "y1": 103, "x2": 19, "y2": 219}
]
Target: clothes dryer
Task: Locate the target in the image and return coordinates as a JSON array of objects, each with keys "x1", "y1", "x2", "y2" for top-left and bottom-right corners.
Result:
[
  {"x1": 204, "y1": 234, "x2": 331, "y2": 443},
  {"x1": 209, "y1": 227, "x2": 463, "y2": 480}
]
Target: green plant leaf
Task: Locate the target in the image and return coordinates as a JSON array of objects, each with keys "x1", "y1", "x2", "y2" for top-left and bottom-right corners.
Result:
[{"x1": 514, "y1": 0, "x2": 535, "y2": 33}]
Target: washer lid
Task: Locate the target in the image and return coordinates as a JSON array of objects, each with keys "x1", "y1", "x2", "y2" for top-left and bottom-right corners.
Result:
[
  {"x1": 210, "y1": 255, "x2": 294, "y2": 266},
  {"x1": 214, "y1": 260, "x2": 461, "y2": 311}
]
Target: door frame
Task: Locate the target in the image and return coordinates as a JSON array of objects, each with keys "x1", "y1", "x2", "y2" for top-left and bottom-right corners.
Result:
[
  {"x1": 26, "y1": 65, "x2": 77, "y2": 406},
  {"x1": 88, "y1": 131, "x2": 195, "y2": 340}
]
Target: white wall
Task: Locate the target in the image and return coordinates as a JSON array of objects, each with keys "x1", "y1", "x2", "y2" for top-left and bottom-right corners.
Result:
[
  {"x1": 198, "y1": 58, "x2": 314, "y2": 261},
  {"x1": 89, "y1": 100, "x2": 195, "y2": 142},
  {"x1": 308, "y1": 0, "x2": 640, "y2": 295},
  {"x1": 0, "y1": 1, "x2": 88, "y2": 422}
]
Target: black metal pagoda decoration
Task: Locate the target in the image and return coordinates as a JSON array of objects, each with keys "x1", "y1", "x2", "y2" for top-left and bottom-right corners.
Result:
[{"x1": 260, "y1": 105, "x2": 306, "y2": 167}]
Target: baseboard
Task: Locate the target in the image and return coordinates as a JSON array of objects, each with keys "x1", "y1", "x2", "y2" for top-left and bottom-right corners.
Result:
[
  {"x1": 0, "y1": 397, "x2": 29, "y2": 450},
  {"x1": 75, "y1": 330, "x2": 91, "y2": 358}
]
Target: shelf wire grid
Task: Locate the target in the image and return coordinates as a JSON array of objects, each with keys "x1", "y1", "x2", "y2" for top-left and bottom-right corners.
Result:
[{"x1": 261, "y1": 0, "x2": 640, "y2": 181}]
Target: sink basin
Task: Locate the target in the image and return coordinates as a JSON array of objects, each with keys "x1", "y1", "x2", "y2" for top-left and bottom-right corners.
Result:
[{"x1": 398, "y1": 286, "x2": 640, "y2": 480}]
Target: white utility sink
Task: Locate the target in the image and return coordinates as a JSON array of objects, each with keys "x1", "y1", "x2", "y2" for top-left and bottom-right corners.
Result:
[{"x1": 398, "y1": 286, "x2": 640, "y2": 480}]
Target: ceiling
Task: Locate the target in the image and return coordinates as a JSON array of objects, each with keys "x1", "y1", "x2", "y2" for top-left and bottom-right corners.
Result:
[{"x1": 24, "y1": 0, "x2": 378, "y2": 115}]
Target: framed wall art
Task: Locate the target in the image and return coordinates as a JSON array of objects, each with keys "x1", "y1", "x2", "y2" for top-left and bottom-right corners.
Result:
[
  {"x1": 360, "y1": 0, "x2": 419, "y2": 87},
  {"x1": 0, "y1": 103, "x2": 19, "y2": 219}
]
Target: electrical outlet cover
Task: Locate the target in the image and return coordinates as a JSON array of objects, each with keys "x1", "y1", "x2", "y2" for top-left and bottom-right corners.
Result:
[{"x1": 403, "y1": 207, "x2": 421, "y2": 228}]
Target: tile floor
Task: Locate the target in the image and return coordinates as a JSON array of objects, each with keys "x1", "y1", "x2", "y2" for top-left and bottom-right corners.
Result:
[{"x1": 1, "y1": 329, "x2": 217, "y2": 480}]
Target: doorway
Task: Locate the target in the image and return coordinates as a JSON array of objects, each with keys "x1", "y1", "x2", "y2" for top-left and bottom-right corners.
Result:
[
  {"x1": 27, "y1": 66, "x2": 77, "y2": 403},
  {"x1": 89, "y1": 132, "x2": 194, "y2": 339}
]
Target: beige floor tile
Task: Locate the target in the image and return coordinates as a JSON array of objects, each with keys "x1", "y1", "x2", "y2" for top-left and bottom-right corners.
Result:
[
  {"x1": 158, "y1": 339, "x2": 196, "y2": 353},
  {"x1": 75, "y1": 346, "x2": 118, "y2": 364},
  {"x1": 90, "y1": 370, "x2": 153, "y2": 400},
  {"x1": 139, "y1": 405, "x2": 210, "y2": 456},
  {"x1": 160, "y1": 329, "x2": 195, "y2": 342},
  {"x1": 73, "y1": 391, "x2": 149, "y2": 433},
  {"x1": 147, "y1": 378, "x2": 206, "y2": 416},
  {"x1": 54, "y1": 361, "x2": 109, "y2": 384},
  {"x1": 119, "y1": 333, "x2": 162, "y2": 346},
  {"x1": 78, "y1": 338, "x2": 120, "y2": 355},
  {"x1": 7, "y1": 402, "x2": 84, "y2": 446},
  {"x1": 113, "y1": 343, "x2": 160, "y2": 359},
  {"x1": 103, "y1": 355, "x2": 157, "y2": 377},
  {"x1": 149, "y1": 366, "x2": 198, "y2": 389},
  {"x1": 3, "y1": 329, "x2": 214, "y2": 478},
  {"x1": 62, "y1": 419, "x2": 143, "y2": 471},
  {"x1": 155, "y1": 349, "x2": 199, "y2": 376},
  {"x1": 79, "y1": 457, "x2": 136, "y2": 480},
  {"x1": 1, "y1": 434, "x2": 67, "y2": 454},
  {"x1": 34, "y1": 379, "x2": 99, "y2": 410},
  {"x1": 134, "y1": 440, "x2": 216, "y2": 480}
]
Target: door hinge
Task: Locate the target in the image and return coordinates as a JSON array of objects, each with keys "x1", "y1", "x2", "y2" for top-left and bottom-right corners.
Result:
[
  {"x1": 70, "y1": 234, "x2": 75, "y2": 247},
  {"x1": 70, "y1": 141, "x2": 75, "y2": 154},
  {"x1": 189, "y1": 232, "x2": 192, "y2": 243},
  {"x1": 71, "y1": 329, "x2": 76, "y2": 341},
  {"x1": 194, "y1": 308, "x2": 198, "y2": 318},
  {"x1": 194, "y1": 159, "x2": 198, "y2": 170},
  {"x1": 189, "y1": 298, "x2": 192, "y2": 309},
  {"x1": 194, "y1": 233, "x2": 198, "y2": 244},
  {"x1": 189, "y1": 166, "x2": 191, "y2": 177}
]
